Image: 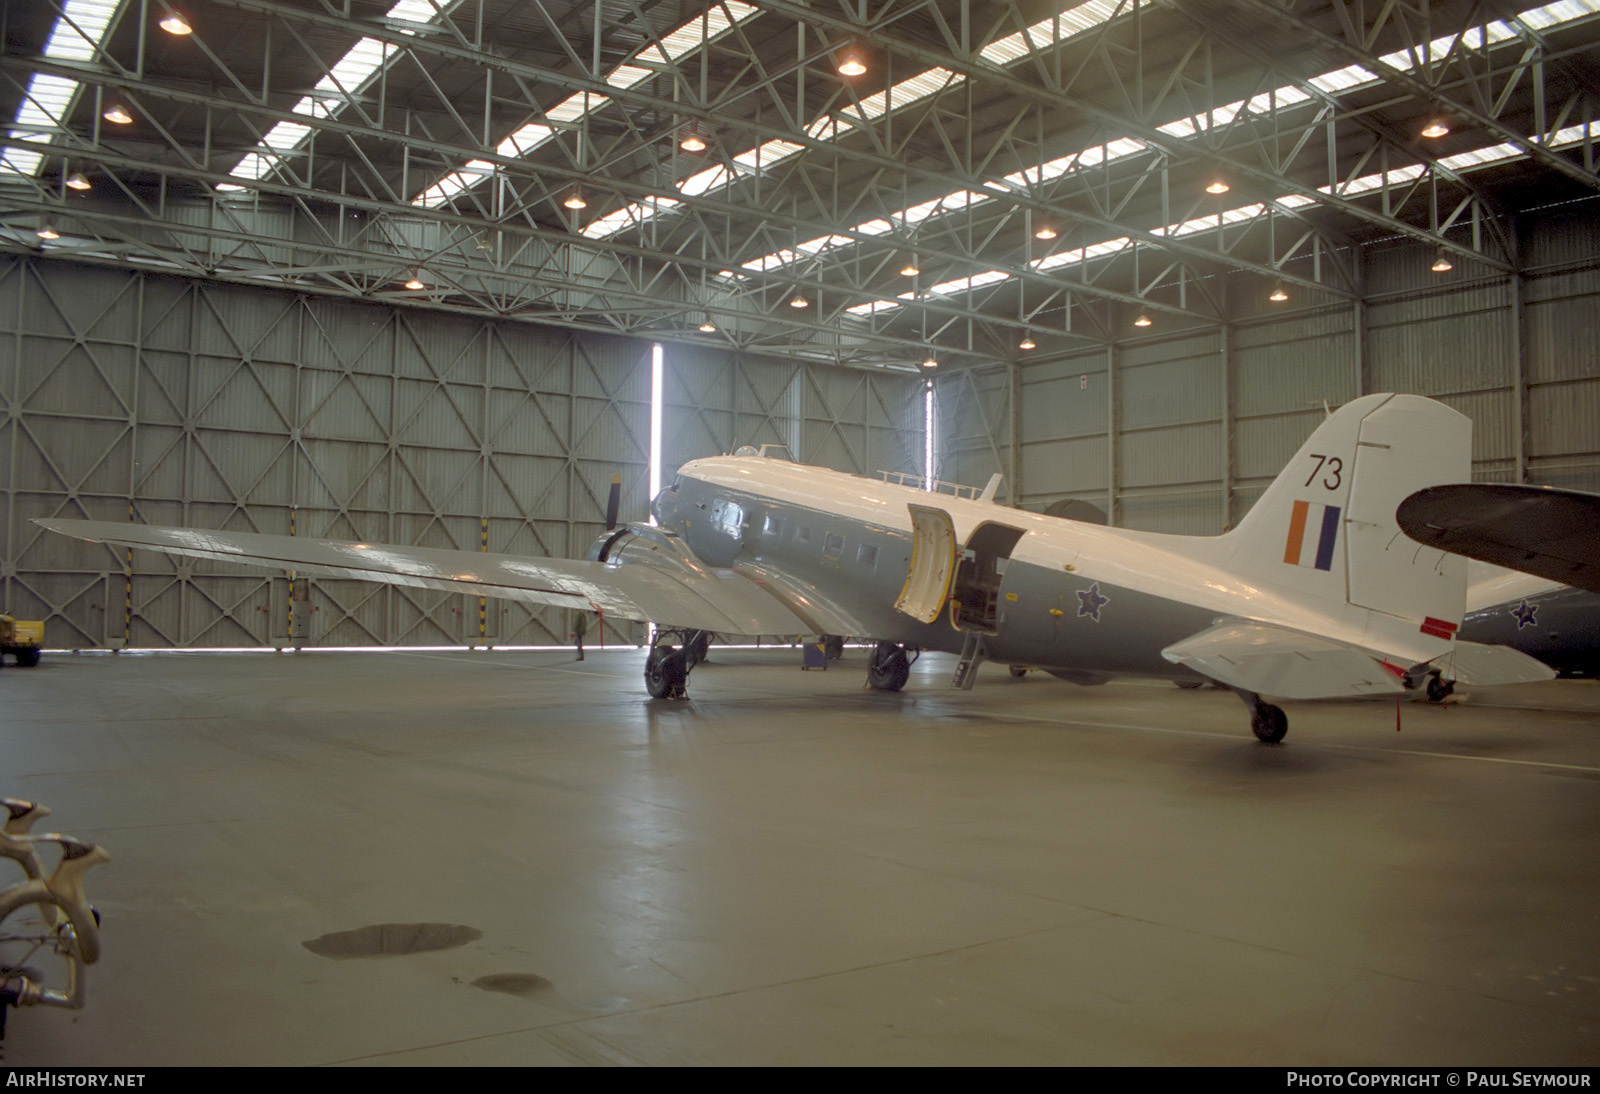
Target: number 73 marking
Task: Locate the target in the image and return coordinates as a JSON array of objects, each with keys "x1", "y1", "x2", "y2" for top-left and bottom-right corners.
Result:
[{"x1": 1304, "y1": 454, "x2": 1343, "y2": 490}]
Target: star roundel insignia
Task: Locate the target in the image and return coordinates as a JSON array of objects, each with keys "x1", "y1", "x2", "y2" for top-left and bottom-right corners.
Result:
[
  {"x1": 1076, "y1": 582, "x2": 1110, "y2": 622},
  {"x1": 1512, "y1": 599, "x2": 1539, "y2": 630}
]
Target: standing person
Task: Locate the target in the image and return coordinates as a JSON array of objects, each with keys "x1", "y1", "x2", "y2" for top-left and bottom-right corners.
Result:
[{"x1": 571, "y1": 608, "x2": 589, "y2": 661}]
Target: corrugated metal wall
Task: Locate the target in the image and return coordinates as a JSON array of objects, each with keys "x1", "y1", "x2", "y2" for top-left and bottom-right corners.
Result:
[
  {"x1": 0, "y1": 257, "x2": 923, "y2": 649},
  {"x1": 961, "y1": 210, "x2": 1600, "y2": 530}
]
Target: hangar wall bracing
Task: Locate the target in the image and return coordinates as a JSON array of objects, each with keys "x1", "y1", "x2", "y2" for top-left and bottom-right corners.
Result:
[
  {"x1": 936, "y1": 206, "x2": 1600, "y2": 533},
  {"x1": 0, "y1": 255, "x2": 925, "y2": 649}
]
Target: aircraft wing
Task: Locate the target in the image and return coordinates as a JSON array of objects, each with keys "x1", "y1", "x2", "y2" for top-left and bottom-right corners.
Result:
[
  {"x1": 33, "y1": 519, "x2": 815, "y2": 637},
  {"x1": 1160, "y1": 621, "x2": 1554, "y2": 698},
  {"x1": 1397, "y1": 484, "x2": 1600, "y2": 594}
]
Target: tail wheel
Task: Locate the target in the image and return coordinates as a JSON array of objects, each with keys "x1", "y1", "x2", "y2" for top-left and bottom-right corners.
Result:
[
  {"x1": 1251, "y1": 703, "x2": 1288, "y2": 744},
  {"x1": 1008, "y1": 665, "x2": 1029, "y2": 678},
  {"x1": 1425, "y1": 674, "x2": 1454, "y2": 703}
]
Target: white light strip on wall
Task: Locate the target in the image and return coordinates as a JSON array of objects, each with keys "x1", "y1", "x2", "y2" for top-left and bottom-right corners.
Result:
[
  {"x1": 924, "y1": 381, "x2": 935, "y2": 491},
  {"x1": 1, "y1": 0, "x2": 127, "y2": 179},
  {"x1": 413, "y1": 2, "x2": 762, "y2": 208},
  {"x1": 650, "y1": 344, "x2": 664, "y2": 523},
  {"x1": 756, "y1": 0, "x2": 1600, "y2": 289},
  {"x1": 219, "y1": 0, "x2": 460, "y2": 192}
]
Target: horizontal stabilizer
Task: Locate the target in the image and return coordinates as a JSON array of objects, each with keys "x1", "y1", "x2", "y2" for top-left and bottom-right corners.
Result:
[
  {"x1": 1161, "y1": 622, "x2": 1406, "y2": 699},
  {"x1": 1438, "y1": 640, "x2": 1557, "y2": 686}
]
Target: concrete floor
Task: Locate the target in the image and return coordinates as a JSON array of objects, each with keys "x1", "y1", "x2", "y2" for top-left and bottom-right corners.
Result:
[{"x1": 2, "y1": 645, "x2": 1598, "y2": 1066}]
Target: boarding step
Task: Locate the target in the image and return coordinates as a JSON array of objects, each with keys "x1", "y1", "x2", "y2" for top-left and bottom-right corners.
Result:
[{"x1": 951, "y1": 632, "x2": 991, "y2": 690}]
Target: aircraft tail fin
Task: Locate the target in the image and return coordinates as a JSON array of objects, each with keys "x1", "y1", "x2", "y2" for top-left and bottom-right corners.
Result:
[{"x1": 1220, "y1": 393, "x2": 1473, "y2": 664}]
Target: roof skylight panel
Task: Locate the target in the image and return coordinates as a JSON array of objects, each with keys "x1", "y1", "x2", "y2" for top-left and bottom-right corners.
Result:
[
  {"x1": 1328, "y1": 163, "x2": 1426, "y2": 197},
  {"x1": 839, "y1": 69, "x2": 964, "y2": 125},
  {"x1": 924, "y1": 270, "x2": 1009, "y2": 295},
  {"x1": 579, "y1": 196, "x2": 681, "y2": 240},
  {"x1": 1549, "y1": 121, "x2": 1600, "y2": 147},
  {"x1": 607, "y1": 1, "x2": 1131, "y2": 242},
  {"x1": 978, "y1": 0, "x2": 1122, "y2": 64},
  {"x1": 1515, "y1": 0, "x2": 1600, "y2": 30},
  {"x1": 3, "y1": 0, "x2": 128, "y2": 180},
  {"x1": 1165, "y1": 203, "x2": 1266, "y2": 238},
  {"x1": 1306, "y1": 63, "x2": 1380, "y2": 94},
  {"x1": 1437, "y1": 142, "x2": 1523, "y2": 169},
  {"x1": 411, "y1": 3, "x2": 759, "y2": 207},
  {"x1": 226, "y1": 1, "x2": 461, "y2": 191}
]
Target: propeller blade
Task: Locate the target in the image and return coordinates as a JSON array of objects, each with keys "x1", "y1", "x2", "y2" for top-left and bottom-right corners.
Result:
[{"x1": 604, "y1": 474, "x2": 622, "y2": 530}]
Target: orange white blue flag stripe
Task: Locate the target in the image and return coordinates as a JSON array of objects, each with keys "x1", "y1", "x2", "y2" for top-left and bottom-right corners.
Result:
[{"x1": 1283, "y1": 499, "x2": 1340, "y2": 571}]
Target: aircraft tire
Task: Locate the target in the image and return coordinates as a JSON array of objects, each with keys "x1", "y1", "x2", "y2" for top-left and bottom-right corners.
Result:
[
  {"x1": 686, "y1": 632, "x2": 711, "y2": 670},
  {"x1": 1174, "y1": 679, "x2": 1204, "y2": 689},
  {"x1": 1008, "y1": 664, "x2": 1028, "y2": 678},
  {"x1": 645, "y1": 647, "x2": 687, "y2": 699},
  {"x1": 867, "y1": 642, "x2": 910, "y2": 691},
  {"x1": 1426, "y1": 674, "x2": 1454, "y2": 703},
  {"x1": 15, "y1": 648, "x2": 39, "y2": 668},
  {"x1": 1251, "y1": 703, "x2": 1288, "y2": 744}
]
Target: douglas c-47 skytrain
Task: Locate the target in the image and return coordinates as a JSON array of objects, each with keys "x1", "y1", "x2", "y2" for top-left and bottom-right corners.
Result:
[{"x1": 37, "y1": 392, "x2": 1555, "y2": 743}]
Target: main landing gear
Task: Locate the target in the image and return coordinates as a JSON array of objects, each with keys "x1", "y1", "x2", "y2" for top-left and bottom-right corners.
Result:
[
  {"x1": 645, "y1": 628, "x2": 711, "y2": 700},
  {"x1": 866, "y1": 641, "x2": 917, "y2": 692},
  {"x1": 1230, "y1": 687, "x2": 1289, "y2": 743}
]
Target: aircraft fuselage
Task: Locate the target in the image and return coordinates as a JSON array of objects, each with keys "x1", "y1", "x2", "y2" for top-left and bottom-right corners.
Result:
[{"x1": 654, "y1": 456, "x2": 1216, "y2": 682}]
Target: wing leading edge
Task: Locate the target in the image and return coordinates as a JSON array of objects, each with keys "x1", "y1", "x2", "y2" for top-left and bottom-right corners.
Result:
[
  {"x1": 33, "y1": 518, "x2": 814, "y2": 638},
  {"x1": 1397, "y1": 484, "x2": 1600, "y2": 594}
]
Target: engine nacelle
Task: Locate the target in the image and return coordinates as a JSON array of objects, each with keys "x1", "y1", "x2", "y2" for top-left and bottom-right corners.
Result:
[{"x1": 585, "y1": 522, "x2": 707, "y2": 580}]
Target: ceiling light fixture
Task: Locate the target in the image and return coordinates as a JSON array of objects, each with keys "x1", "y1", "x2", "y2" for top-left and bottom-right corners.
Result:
[
  {"x1": 1033, "y1": 225, "x2": 1057, "y2": 240},
  {"x1": 837, "y1": 46, "x2": 866, "y2": 77},
  {"x1": 699, "y1": 320, "x2": 716, "y2": 332},
  {"x1": 404, "y1": 271, "x2": 425, "y2": 290},
  {"x1": 103, "y1": 105, "x2": 132, "y2": 125},
  {"x1": 900, "y1": 258, "x2": 920, "y2": 277},
  {"x1": 36, "y1": 225, "x2": 59, "y2": 241},
  {"x1": 1134, "y1": 314, "x2": 1152, "y2": 328},
  {"x1": 1421, "y1": 119, "x2": 1450, "y2": 139},
  {"x1": 1269, "y1": 284, "x2": 1289, "y2": 302},
  {"x1": 562, "y1": 190, "x2": 587, "y2": 210},
  {"x1": 1431, "y1": 249, "x2": 1453, "y2": 273},
  {"x1": 679, "y1": 128, "x2": 708, "y2": 153},
  {"x1": 65, "y1": 172, "x2": 90, "y2": 191},
  {"x1": 921, "y1": 354, "x2": 937, "y2": 369},
  {"x1": 1206, "y1": 179, "x2": 1230, "y2": 194},
  {"x1": 789, "y1": 294, "x2": 809, "y2": 308},
  {"x1": 159, "y1": 13, "x2": 193, "y2": 35},
  {"x1": 1019, "y1": 337, "x2": 1036, "y2": 350}
]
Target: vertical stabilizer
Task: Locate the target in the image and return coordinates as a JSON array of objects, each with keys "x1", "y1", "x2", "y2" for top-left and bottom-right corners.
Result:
[{"x1": 1223, "y1": 394, "x2": 1472, "y2": 660}]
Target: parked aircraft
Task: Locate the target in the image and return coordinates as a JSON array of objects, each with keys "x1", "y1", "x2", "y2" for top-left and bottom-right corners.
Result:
[
  {"x1": 37, "y1": 392, "x2": 1553, "y2": 743},
  {"x1": 1398, "y1": 483, "x2": 1600, "y2": 594},
  {"x1": 1462, "y1": 568, "x2": 1600, "y2": 680},
  {"x1": 1406, "y1": 484, "x2": 1600, "y2": 682}
]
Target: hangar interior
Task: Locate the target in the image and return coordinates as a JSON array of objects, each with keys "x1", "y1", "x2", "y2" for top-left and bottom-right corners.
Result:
[{"x1": 2, "y1": 0, "x2": 1599, "y2": 1067}]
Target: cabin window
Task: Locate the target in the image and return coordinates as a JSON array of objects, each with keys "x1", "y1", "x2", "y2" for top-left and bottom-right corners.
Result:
[
  {"x1": 823, "y1": 531, "x2": 844, "y2": 557},
  {"x1": 796, "y1": 525, "x2": 811, "y2": 543},
  {"x1": 710, "y1": 497, "x2": 745, "y2": 538},
  {"x1": 763, "y1": 513, "x2": 785, "y2": 537},
  {"x1": 857, "y1": 543, "x2": 878, "y2": 567}
]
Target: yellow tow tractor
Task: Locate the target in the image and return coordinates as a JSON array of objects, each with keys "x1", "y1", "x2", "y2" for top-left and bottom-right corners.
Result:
[{"x1": 0, "y1": 614, "x2": 44, "y2": 667}]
